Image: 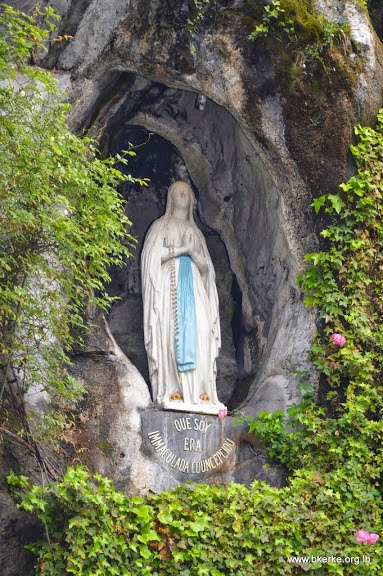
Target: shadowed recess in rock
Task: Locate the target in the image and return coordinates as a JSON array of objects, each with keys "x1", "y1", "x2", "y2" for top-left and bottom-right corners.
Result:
[{"x1": 92, "y1": 74, "x2": 313, "y2": 412}]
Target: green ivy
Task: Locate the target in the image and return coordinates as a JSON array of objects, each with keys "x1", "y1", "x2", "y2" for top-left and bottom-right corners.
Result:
[
  {"x1": 238, "y1": 110, "x2": 383, "y2": 476},
  {"x1": 9, "y1": 465, "x2": 383, "y2": 575},
  {"x1": 233, "y1": 109, "x2": 383, "y2": 566}
]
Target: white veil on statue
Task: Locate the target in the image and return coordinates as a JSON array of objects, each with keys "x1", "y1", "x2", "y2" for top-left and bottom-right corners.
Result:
[{"x1": 141, "y1": 181, "x2": 222, "y2": 412}]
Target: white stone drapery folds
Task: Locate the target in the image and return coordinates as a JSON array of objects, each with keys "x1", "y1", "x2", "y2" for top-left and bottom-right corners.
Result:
[{"x1": 141, "y1": 191, "x2": 221, "y2": 406}]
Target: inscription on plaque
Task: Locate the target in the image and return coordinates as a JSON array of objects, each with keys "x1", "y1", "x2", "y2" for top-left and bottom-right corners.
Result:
[{"x1": 147, "y1": 415, "x2": 235, "y2": 475}]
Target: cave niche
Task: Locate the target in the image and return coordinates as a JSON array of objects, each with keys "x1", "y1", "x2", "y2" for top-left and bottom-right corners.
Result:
[
  {"x1": 87, "y1": 72, "x2": 315, "y2": 412},
  {"x1": 106, "y1": 124, "x2": 243, "y2": 407}
]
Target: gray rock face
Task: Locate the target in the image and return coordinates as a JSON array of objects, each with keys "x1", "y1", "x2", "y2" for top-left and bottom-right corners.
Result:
[
  {"x1": 68, "y1": 311, "x2": 155, "y2": 495},
  {"x1": 29, "y1": 0, "x2": 381, "y2": 421},
  {"x1": 2, "y1": 0, "x2": 383, "y2": 567},
  {"x1": 3, "y1": 0, "x2": 383, "y2": 499},
  {"x1": 98, "y1": 81, "x2": 317, "y2": 413}
]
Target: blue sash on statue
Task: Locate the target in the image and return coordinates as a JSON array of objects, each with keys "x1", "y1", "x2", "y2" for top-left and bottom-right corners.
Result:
[{"x1": 175, "y1": 255, "x2": 197, "y2": 371}]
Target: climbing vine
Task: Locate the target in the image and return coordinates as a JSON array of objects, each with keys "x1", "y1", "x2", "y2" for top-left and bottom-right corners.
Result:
[
  {"x1": 0, "y1": 5, "x2": 147, "y2": 475},
  {"x1": 240, "y1": 110, "x2": 383, "y2": 474}
]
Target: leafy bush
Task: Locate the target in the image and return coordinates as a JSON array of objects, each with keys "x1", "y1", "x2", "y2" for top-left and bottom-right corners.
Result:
[
  {"x1": 0, "y1": 5, "x2": 146, "y2": 452},
  {"x1": 9, "y1": 464, "x2": 383, "y2": 575}
]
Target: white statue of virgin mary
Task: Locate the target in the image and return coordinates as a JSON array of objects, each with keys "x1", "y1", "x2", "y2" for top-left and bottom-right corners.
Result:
[{"x1": 141, "y1": 181, "x2": 225, "y2": 414}]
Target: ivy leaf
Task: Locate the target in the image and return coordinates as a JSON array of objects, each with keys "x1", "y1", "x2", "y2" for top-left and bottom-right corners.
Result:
[
  {"x1": 327, "y1": 194, "x2": 346, "y2": 214},
  {"x1": 311, "y1": 195, "x2": 326, "y2": 214}
]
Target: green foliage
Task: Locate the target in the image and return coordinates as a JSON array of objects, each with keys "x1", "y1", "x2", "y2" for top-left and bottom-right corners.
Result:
[
  {"x1": 187, "y1": 0, "x2": 212, "y2": 38},
  {"x1": 248, "y1": 0, "x2": 295, "y2": 38},
  {"x1": 300, "y1": 109, "x2": 383, "y2": 381},
  {"x1": 231, "y1": 109, "x2": 383, "y2": 569},
  {"x1": 247, "y1": 0, "x2": 348, "y2": 45},
  {"x1": 243, "y1": 0, "x2": 354, "y2": 86},
  {"x1": 239, "y1": 111, "x2": 383, "y2": 479},
  {"x1": 9, "y1": 465, "x2": 383, "y2": 575},
  {"x1": 0, "y1": 6, "x2": 147, "y2": 447}
]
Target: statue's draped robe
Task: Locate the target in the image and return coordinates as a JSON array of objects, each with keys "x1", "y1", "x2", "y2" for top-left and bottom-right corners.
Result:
[{"x1": 141, "y1": 215, "x2": 221, "y2": 404}]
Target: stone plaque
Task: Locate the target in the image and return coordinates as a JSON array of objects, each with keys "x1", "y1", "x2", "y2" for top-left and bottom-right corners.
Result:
[{"x1": 141, "y1": 409, "x2": 236, "y2": 481}]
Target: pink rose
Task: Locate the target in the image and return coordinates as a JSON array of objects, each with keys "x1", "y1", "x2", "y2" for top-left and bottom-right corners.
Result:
[
  {"x1": 356, "y1": 530, "x2": 369, "y2": 543},
  {"x1": 218, "y1": 408, "x2": 227, "y2": 419},
  {"x1": 330, "y1": 333, "x2": 346, "y2": 347},
  {"x1": 356, "y1": 530, "x2": 379, "y2": 545},
  {"x1": 366, "y1": 533, "x2": 379, "y2": 545}
]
